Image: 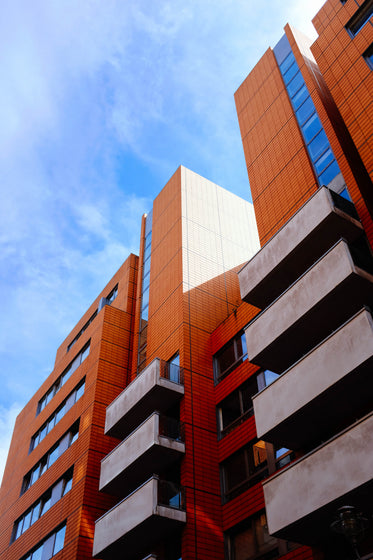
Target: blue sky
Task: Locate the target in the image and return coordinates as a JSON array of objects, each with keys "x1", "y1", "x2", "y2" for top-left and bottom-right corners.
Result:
[{"x1": 0, "y1": 0, "x2": 325, "y2": 481}]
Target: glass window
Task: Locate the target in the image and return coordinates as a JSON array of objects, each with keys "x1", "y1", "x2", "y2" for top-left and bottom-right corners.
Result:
[
  {"x1": 227, "y1": 512, "x2": 278, "y2": 560},
  {"x1": 141, "y1": 304, "x2": 149, "y2": 321},
  {"x1": 314, "y1": 147, "x2": 334, "y2": 174},
  {"x1": 55, "y1": 403, "x2": 66, "y2": 425},
  {"x1": 40, "y1": 494, "x2": 51, "y2": 515},
  {"x1": 48, "y1": 446, "x2": 59, "y2": 467},
  {"x1": 168, "y1": 353, "x2": 180, "y2": 383},
  {"x1": 143, "y1": 256, "x2": 151, "y2": 278},
  {"x1": 214, "y1": 332, "x2": 247, "y2": 382},
  {"x1": 62, "y1": 476, "x2": 73, "y2": 496},
  {"x1": 217, "y1": 376, "x2": 258, "y2": 437},
  {"x1": 142, "y1": 286, "x2": 150, "y2": 309},
  {"x1": 308, "y1": 129, "x2": 329, "y2": 161},
  {"x1": 287, "y1": 71, "x2": 304, "y2": 98},
  {"x1": 364, "y1": 43, "x2": 373, "y2": 69},
  {"x1": 53, "y1": 525, "x2": 66, "y2": 555},
  {"x1": 30, "y1": 466, "x2": 40, "y2": 486},
  {"x1": 291, "y1": 84, "x2": 308, "y2": 109},
  {"x1": 31, "y1": 544, "x2": 43, "y2": 560},
  {"x1": 282, "y1": 61, "x2": 298, "y2": 84},
  {"x1": 15, "y1": 519, "x2": 23, "y2": 540},
  {"x1": 22, "y1": 510, "x2": 32, "y2": 533},
  {"x1": 346, "y1": 0, "x2": 373, "y2": 37},
  {"x1": 318, "y1": 160, "x2": 341, "y2": 186},
  {"x1": 75, "y1": 381, "x2": 85, "y2": 402},
  {"x1": 302, "y1": 112, "x2": 322, "y2": 143},
  {"x1": 279, "y1": 52, "x2": 295, "y2": 74},
  {"x1": 31, "y1": 502, "x2": 41, "y2": 525},
  {"x1": 264, "y1": 370, "x2": 279, "y2": 387},
  {"x1": 221, "y1": 441, "x2": 268, "y2": 502},
  {"x1": 296, "y1": 97, "x2": 315, "y2": 126}
]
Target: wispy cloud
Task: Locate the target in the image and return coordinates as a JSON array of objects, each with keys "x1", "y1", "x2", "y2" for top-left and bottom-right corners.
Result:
[{"x1": 0, "y1": 0, "x2": 326, "y2": 481}]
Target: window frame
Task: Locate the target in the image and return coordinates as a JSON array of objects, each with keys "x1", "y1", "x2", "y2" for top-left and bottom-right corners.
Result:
[{"x1": 214, "y1": 331, "x2": 248, "y2": 384}]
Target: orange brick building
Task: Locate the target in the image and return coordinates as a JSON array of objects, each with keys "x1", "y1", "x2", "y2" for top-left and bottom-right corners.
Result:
[{"x1": 1, "y1": 1, "x2": 372, "y2": 560}]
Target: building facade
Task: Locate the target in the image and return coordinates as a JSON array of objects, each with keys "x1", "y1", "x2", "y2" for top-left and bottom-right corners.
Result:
[{"x1": 1, "y1": 0, "x2": 372, "y2": 559}]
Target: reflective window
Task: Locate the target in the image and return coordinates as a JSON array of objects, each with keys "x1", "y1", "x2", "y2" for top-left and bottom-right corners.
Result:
[
  {"x1": 346, "y1": 0, "x2": 373, "y2": 37},
  {"x1": 22, "y1": 424, "x2": 79, "y2": 494},
  {"x1": 308, "y1": 129, "x2": 329, "y2": 161},
  {"x1": 20, "y1": 524, "x2": 67, "y2": 560},
  {"x1": 296, "y1": 97, "x2": 315, "y2": 126},
  {"x1": 286, "y1": 71, "x2": 303, "y2": 98},
  {"x1": 302, "y1": 113, "x2": 322, "y2": 143},
  {"x1": 283, "y1": 61, "x2": 298, "y2": 84},
  {"x1": 291, "y1": 84, "x2": 308, "y2": 109},
  {"x1": 318, "y1": 160, "x2": 341, "y2": 186},
  {"x1": 13, "y1": 471, "x2": 72, "y2": 543}
]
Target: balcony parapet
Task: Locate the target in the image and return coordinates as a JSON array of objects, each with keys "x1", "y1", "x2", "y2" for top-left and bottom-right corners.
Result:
[
  {"x1": 105, "y1": 358, "x2": 184, "y2": 439},
  {"x1": 239, "y1": 187, "x2": 362, "y2": 308},
  {"x1": 253, "y1": 307, "x2": 373, "y2": 450},
  {"x1": 245, "y1": 239, "x2": 373, "y2": 373},
  {"x1": 262, "y1": 412, "x2": 373, "y2": 545},
  {"x1": 100, "y1": 412, "x2": 185, "y2": 496},
  {"x1": 93, "y1": 477, "x2": 186, "y2": 559}
]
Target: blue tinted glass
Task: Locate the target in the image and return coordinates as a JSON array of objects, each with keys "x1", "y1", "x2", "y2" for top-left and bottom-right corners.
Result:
[
  {"x1": 142, "y1": 287, "x2": 149, "y2": 309},
  {"x1": 287, "y1": 71, "x2": 304, "y2": 98},
  {"x1": 291, "y1": 84, "x2": 309, "y2": 109},
  {"x1": 143, "y1": 256, "x2": 151, "y2": 278},
  {"x1": 339, "y1": 188, "x2": 352, "y2": 201},
  {"x1": 53, "y1": 526, "x2": 66, "y2": 554},
  {"x1": 143, "y1": 243, "x2": 151, "y2": 262},
  {"x1": 145, "y1": 231, "x2": 152, "y2": 249},
  {"x1": 31, "y1": 544, "x2": 43, "y2": 560},
  {"x1": 48, "y1": 446, "x2": 59, "y2": 467},
  {"x1": 296, "y1": 98, "x2": 315, "y2": 126},
  {"x1": 279, "y1": 52, "x2": 296, "y2": 74},
  {"x1": 303, "y1": 113, "x2": 323, "y2": 144},
  {"x1": 264, "y1": 370, "x2": 279, "y2": 386},
  {"x1": 240, "y1": 333, "x2": 247, "y2": 356},
  {"x1": 314, "y1": 148, "x2": 334, "y2": 174},
  {"x1": 142, "y1": 272, "x2": 150, "y2": 292},
  {"x1": 308, "y1": 129, "x2": 329, "y2": 161},
  {"x1": 141, "y1": 304, "x2": 149, "y2": 321},
  {"x1": 318, "y1": 160, "x2": 340, "y2": 186},
  {"x1": 283, "y1": 61, "x2": 298, "y2": 84}
]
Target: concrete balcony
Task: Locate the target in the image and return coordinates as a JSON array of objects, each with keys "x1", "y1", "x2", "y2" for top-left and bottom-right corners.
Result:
[
  {"x1": 245, "y1": 239, "x2": 373, "y2": 373},
  {"x1": 93, "y1": 477, "x2": 186, "y2": 559},
  {"x1": 239, "y1": 187, "x2": 362, "y2": 308},
  {"x1": 105, "y1": 358, "x2": 184, "y2": 439},
  {"x1": 253, "y1": 308, "x2": 373, "y2": 450},
  {"x1": 100, "y1": 412, "x2": 185, "y2": 496},
  {"x1": 262, "y1": 412, "x2": 373, "y2": 545}
]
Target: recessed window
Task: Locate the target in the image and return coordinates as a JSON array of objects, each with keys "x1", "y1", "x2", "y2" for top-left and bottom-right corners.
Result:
[
  {"x1": 31, "y1": 379, "x2": 85, "y2": 451},
  {"x1": 67, "y1": 310, "x2": 97, "y2": 352},
  {"x1": 22, "y1": 423, "x2": 79, "y2": 494},
  {"x1": 21, "y1": 523, "x2": 66, "y2": 560},
  {"x1": 220, "y1": 440, "x2": 268, "y2": 502},
  {"x1": 217, "y1": 376, "x2": 258, "y2": 438},
  {"x1": 38, "y1": 343, "x2": 90, "y2": 414},
  {"x1": 12, "y1": 469, "x2": 73, "y2": 543},
  {"x1": 364, "y1": 43, "x2": 373, "y2": 69},
  {"x1": 226, "y1": 511, "x2": 278, "y2": 560},
  {"x1": 275, "y1": 447, "x2": 295, "y2": 469},
  {"x1": 345, "y1": 0, "x2": 373, "y2": 37},
  {"x1": 214, "y1": 332, "x2": 248, "y2": 383}
]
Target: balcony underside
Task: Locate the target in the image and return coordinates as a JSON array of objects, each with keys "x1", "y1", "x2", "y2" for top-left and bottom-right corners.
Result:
[
  {"x1": 263, "y1": 413, "x2": 373, "y2": 546},
  {"x1": 253, "y1": 308, "x2": 373, "y2": 449},
  {"x1": 239, "y1": 187, "x2": 362, "y2": 308},
  {"x1": 245, "y1": 242, "x2": 373, "y2": 373}
]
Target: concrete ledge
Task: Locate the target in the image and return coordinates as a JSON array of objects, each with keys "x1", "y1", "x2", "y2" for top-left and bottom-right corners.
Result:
[
  {"x1": 105, "y1": 358, "x2": 184, "y2": 439},
  {"x1": 239, "y1": 187, "x2": 362, "y2": 308},
  {"x1": 253, "y1": 308, "x2": 373, "y2": 449},
  {"x1": 262, "y1": 413, "x2": 373, "y2": 545},
  {"x1": 245, "y1": 239, "x2": 373, "y2": 372}
]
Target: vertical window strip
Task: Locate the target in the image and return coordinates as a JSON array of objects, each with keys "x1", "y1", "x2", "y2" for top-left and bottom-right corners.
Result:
[
  {"x1": 12, "y1": 470, "x2": 73, "y2": 543},
  {"x1": 31, "y1": 379, "x2": 85, "y2": 451},
  {"x1": 345, "y1": 0, "x2": 373, "y2": 37},
  {"x1": 274, "y1": 39, "x2": 342, "y2": 187},
  {"x1": 137, "y1": 210, "x2": 153, "y2": 374}
]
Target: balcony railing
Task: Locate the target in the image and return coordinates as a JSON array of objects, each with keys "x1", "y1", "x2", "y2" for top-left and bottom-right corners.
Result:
[
  {"x1": 158, "y1": 359, "x2": 184, "y2": 385},
  {"x1": 159, "y1": 415, "x2": 185, "y2": 442},
  {"x1": 158, "y1": 479, "x2": 185, "y2": 510}
]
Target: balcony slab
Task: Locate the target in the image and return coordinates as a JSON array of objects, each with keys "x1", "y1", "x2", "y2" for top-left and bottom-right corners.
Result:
[
  {"x1": 239, "y1": 187, "x2": 362, "y2": 308},
  {"x1": 253, "y1": 308, "x2": 373, "y2": 449}
]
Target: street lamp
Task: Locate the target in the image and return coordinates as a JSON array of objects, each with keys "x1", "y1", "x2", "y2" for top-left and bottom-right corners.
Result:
[{"x1": 331, "y1": 505, "x2": 369, "y2": 560}]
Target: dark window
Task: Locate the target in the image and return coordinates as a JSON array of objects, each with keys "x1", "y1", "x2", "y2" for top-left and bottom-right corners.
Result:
[
  {"x1": 217, "y1": 376, "x2": 258, "y2": 437},
  {"x1": 275, "y1": 447, "x2": 295, "y2": 469},
  {"x1": 214, "y1": 332, "x2": 248, "y2": 383},
  {"x1": 364, "y1": 42, "x2": 373, "y2": 69},
  {"x1": 221, "y1": 440, "x2": 268, "y2": 502},
  {"x1": 226, "y1": 511, "x2": 278, "y2": 560},
  {"x1": 67, "y1": 310, "x2": 97, "y2": 352},
  {"x1": 106, "y1": 284, "x2": 118, "y2": 304},
  {"x1": 346, "y1": 0, "x2": 373, "y2": 37}
]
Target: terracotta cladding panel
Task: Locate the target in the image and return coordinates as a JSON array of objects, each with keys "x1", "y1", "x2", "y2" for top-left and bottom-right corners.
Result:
[
  {"x1": 184, "y1": 326, "x2": 213, "y2": 376},
  {"x1": 214, "y1": 361, "x2": 260, "y2": 406},
  {"x1": 153, "y1": 166, "x2": 181, "y2": 220},
  {"x1": 147, "y1": 288, "x2": 183, "y2": 355},
  {"x1": 218, "y1": 416, "x2": 257, "y2": 462},
  {"x1": 147, "y1": 325, "x2": 183, "y2": 365},
  {"x1": 187, "y1": 288, "x2": 232, "y2": 333},
  {"x1": 211, "y1": 301, "x2": 258, "y2": 355},
  {"x1": 150, "y1": 250, "x2": 183, "y2": 311},
  {"x1": 222, "y1": 483, "x2": 265, "y2": 531},
  {"x1": 184, "y1": 372, "x2": 216, "y2": 434},
  {"x1": 95, "y1": 358, "x2": 128, "y2": 388}
]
